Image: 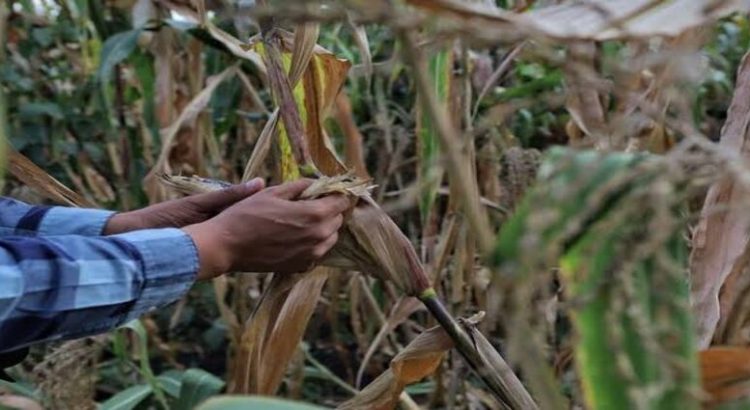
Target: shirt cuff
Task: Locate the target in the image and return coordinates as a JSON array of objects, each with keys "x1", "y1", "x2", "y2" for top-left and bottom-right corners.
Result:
[
  {"x1": 38, "y1": 207, "x2": 116, "y2": 236},
  {"x1": 110, "y1": 228, "x2": 199, "y2": 319}
]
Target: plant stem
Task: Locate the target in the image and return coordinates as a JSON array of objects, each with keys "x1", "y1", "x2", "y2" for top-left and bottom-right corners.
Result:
[
  {"x1": 419, "y1": 290, "x2": 538, "y2": 410},
  {"x1": 397, "y1": 29, "x2": 495, "y2": 255}
]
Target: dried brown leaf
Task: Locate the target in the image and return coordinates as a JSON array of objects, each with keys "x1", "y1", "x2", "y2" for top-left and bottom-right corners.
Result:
[
  {"x1": 230, "y1": 269, "x2": 329, "y2": 394},
  {"x1": 7, "y1": 148, "x2": 94, "y2": 207},
  {"x1": 701, "y1": 347, "x2": 750, "y2": 404},
  {"x1": 205, "y1": 22, "x2": 265, "y2": 72},
  {"x1": 355, "y1": 296, "x2": 423, "y2": 388},
  {"x1": 690, "y1": 50, "x2": 750, "y2": 348},
  {"x1": 337, "y1": 322, "x2": 455, "y2": 410},
  {"x1": 242, "y1": 109, "x2": 279, "y2": 181},
  {"x1": 289, "y1": 23, "x2": 320, "y2": 87},
  {"x1": 334, "y1": 93, "x2": 369, "y2": 179},
  {"x1": 144, "y1": 65, "x2": 237, "y2": 199},
  {"x1": 564, "y1": 42, "x2": 607, "y2": 147},
  {"x1": 406, "y1": 0, "x2": 748, "y2": 41}
]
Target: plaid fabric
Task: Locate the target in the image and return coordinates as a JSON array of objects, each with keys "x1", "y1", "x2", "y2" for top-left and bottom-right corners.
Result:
[{"x1": 0, "y1": 197, "x2": 198, "y2": 354}]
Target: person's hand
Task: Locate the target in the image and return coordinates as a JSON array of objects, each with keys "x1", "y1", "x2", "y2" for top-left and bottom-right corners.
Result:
[
  {"x1": 104, "y1": 178, "x2": 265, "y2": 235},
  {"x1": 183, "y1": 179, "x2": 351, "y2": 280}
]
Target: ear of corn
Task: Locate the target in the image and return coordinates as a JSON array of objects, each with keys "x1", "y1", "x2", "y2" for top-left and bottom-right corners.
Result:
[{"x1": 494, "y1": 147, "x2": 700, "y2": 410}]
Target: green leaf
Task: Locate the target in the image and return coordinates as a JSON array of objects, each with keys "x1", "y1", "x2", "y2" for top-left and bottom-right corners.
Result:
[
  {"x1": 197, "y1": 396, "x2": 329, "y2": 410},
  {"x1": 156, "y1": 370, "x2": 184, "y2": 398},
  {"x1": 18, "y1": 102, "x2": 63, "y2": 120},
  {"x1": 0, "y1": 379, "x2": 40, "y2": 400},
  {"x1": 174, "y1": 369, "x2": 225, "y2": 410},
  {"x1": 31, "y1": 27, "x2": 54, "y2": 47},
  {"x1": 97, "y1": 29, "x2": 142, "y2": 84},
  {"x1": 118, "y1": 320, "x2": 168, "y2": 408},
  {"x1": 99, "y1": 384, "x2": 152, "y2": 410}
]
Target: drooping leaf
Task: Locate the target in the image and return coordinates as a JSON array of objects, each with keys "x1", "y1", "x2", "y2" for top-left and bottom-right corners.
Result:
[
  {"x1": 230, "y1": 268, "x2": 331, "y2": 395},
  {"x1": 97, "y1": 28, "x2": 143, "y2": 84},
  {"x1": 356, "y1": 297, "x2": 423, "y2": 388},
  {"x1": 98, "y1": 384, "x2": 152, "y2": 410},
  {"x1": 144, "y1": 65, "x2": 238, "y2": 199},
  {"x1": 156, "y1": 370, "x2": 184, "y2": 398},
  {"x1": 7, "y1": 148, "x2": 94, "y2": 207},
  {"x1": 338, "y1": 321, "x2": 456, "y2": 410},
  {"x1": 174, "y1": 368, "x2": 225, "y2": 410},
  {"x1": 690, "y1": 50, "x2": 750, "y2": 348}
]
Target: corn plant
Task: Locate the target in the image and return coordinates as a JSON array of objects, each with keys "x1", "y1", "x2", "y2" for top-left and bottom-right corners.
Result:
[{"x1": 494, "y1": 148, "x2": 701, "y2": 409}]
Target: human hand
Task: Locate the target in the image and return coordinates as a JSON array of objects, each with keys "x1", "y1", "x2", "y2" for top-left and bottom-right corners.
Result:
[
  {"x1": 183, "y1": 179, "x2": 351, "y2": 280},
  {"x1": 104, "y1": 178, "x2": 265, "y2": 235}
]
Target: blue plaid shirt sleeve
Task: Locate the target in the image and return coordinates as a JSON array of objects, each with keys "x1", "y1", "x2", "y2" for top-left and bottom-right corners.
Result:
[
  {"x1": 0, "y1": 197, "x2": 115, "y2": 237},
  {"x1": 0, "y1": 199, "x2": 199, "y2": 353}
]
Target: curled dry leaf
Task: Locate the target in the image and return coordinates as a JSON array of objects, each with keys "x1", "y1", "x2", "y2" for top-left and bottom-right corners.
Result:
[
  {"x1": 701, "y1": 347, "x2": 750, "y2": 405},
  {"x1": 337, "y1": 315, "x2": 483, "y2": 410},
  {"x1": 355, "y1": 296, "x2": 423, "y2": 388}
]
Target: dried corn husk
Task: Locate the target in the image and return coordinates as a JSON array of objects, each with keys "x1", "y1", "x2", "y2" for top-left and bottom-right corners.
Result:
[{"x1": 162, "y1": 173, "x2": 433, "y2": 296}]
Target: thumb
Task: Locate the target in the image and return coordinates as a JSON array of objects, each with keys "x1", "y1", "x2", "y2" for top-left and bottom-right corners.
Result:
[
  {"x1": 192, "y1": 177, "x2": 265, "y2": 209},
  {"x1": 269, "y1": 178, "x2": 314, "y2": 200}
]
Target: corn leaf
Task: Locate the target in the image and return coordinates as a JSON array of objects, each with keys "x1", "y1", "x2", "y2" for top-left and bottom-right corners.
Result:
[
  {"x1": 495, "y1": 148, "x2": 700, "y2": 410},
  {"x1": 7, "y1": 148, "x2": 94, "y2": 207},
  {"x1": 230, "y1": 268, "x2": 330, "y2": 394},
  {"x1": 251, "y1": 31, "x2": 350, "y2": 178},
  {"x1": 690, "y1": 50, "x2": 750, "y2": 348},
  {"x1": 338, "y1": 321, "x2": 456, "y2": 410},
  {"x1": 701, "y1": 347, "x2": 750, "y2": 405},
  {"x1": 227, "y1": 25, "x2": 352, "y2": 395}
]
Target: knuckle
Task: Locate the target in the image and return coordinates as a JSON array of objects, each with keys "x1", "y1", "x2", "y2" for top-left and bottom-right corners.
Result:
[
  {"x1": 310, "y1": 227, "x2": 329, "y2": 241},
  {"x1": 312, "y1": 245, "x2": 327, "y2": 259}
]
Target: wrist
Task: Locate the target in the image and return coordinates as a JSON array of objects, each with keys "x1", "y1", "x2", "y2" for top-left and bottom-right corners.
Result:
[
  {"x1": 104, "y1": 211, "x2": 145, "y2": 235},
  {"x1": 182, "y1": 222, "x2": 233, "y2": 280}
]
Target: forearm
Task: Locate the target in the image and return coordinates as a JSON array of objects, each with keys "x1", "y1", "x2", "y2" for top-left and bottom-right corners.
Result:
[
  {"x1": 0, "y1": 197, "x2": 114, "y2": 237},
  {"x1": 0, "y1": 229, "x2": 198, "y2": 352}
]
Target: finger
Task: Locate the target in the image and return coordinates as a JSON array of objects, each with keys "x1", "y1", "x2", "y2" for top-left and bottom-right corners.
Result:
[
  {"x1": 190, "y1": 178, "x2": 265, "y2": 210},
  {"x1": 268, "y1": 179, "x2": 314, "y2": 200},
  {"x1": 308, "y1": 194, "x2": 352, "y2": 217},
  {"x1": 310, "y1": 214, "x2": 344, "y2": 240},
  {"x1": 314, "y1": 231, "x2": 340, "y2": 259}
]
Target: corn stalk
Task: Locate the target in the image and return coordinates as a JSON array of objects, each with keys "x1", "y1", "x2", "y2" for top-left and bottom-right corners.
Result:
[{"x1": 494, "y1": 148, "x2": 701, "y2": 409}]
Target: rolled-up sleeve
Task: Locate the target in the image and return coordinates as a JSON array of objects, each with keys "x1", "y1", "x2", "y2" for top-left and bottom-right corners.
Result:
[
  {"x1": 0, "y1": 197, "x2": 115, "y2": 237},
  {"x1": 0, "y1": 228, "x2": 198, "y2": 353}
]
